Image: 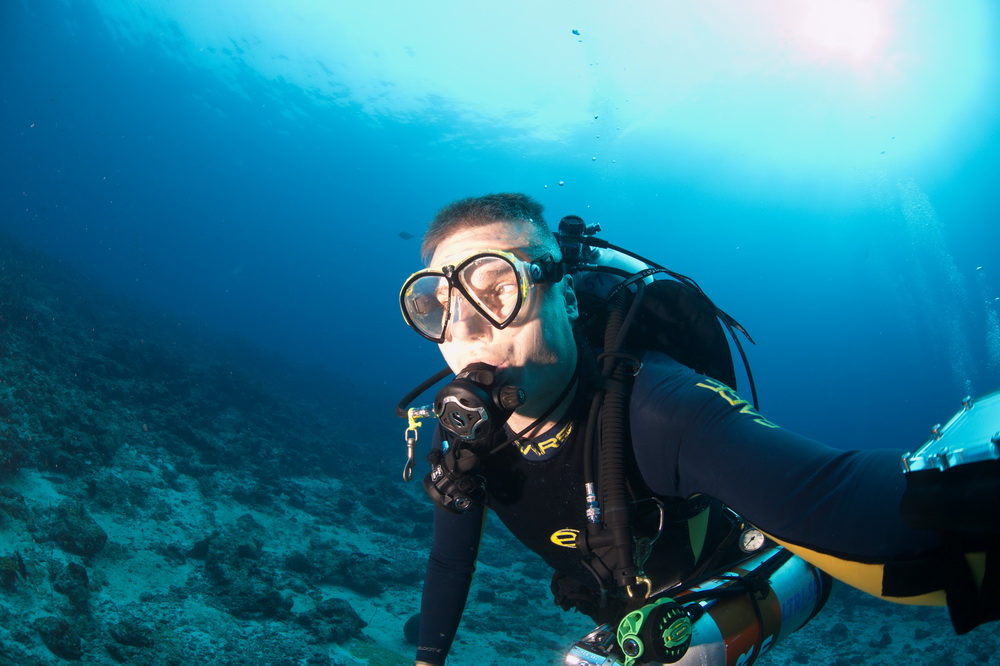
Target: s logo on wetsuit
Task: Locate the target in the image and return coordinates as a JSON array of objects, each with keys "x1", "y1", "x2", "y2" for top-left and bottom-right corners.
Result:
[{"x1": 695, "y1": 378, "x2": 778, "y2": 429}]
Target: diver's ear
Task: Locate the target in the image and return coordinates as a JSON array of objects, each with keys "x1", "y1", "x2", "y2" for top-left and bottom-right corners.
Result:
[{"x1": 563, "y1": 274, "x2": 579, "y2": 323}]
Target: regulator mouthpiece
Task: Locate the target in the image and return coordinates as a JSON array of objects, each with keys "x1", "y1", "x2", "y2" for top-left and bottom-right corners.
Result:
[{"x1": 434, "y1": 363, "x2": 525, "y2": 441}]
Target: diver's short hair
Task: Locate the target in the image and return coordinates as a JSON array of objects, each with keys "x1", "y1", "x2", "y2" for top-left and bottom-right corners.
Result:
[{"x1": 420, "y1": 193, "x2": 558, "y2": 264}]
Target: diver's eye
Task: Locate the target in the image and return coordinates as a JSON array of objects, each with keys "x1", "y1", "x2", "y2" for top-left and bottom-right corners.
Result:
[{"x1": 495, "y1": 281, "x2": 518, "y2": 304}]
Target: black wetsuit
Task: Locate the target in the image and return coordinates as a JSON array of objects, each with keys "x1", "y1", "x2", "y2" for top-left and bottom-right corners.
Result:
[{"x1": 414, "y1": 351, "x2": 944, "y2": 665}]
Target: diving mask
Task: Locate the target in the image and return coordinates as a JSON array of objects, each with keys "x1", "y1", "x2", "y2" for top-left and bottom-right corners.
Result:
[{"x1": 399, "y1": 250, "x2": 562, "y2": 343}]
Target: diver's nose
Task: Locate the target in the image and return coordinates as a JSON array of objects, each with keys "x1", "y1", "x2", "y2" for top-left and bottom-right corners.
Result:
[{"x1": 446, "y1": 292, "x2": 492, "y2": 342}]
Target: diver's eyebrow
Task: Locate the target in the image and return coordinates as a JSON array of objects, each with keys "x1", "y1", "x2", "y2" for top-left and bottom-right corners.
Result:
[{"x1": 469, "y1": 264, "x2": 509, "y2": 280}]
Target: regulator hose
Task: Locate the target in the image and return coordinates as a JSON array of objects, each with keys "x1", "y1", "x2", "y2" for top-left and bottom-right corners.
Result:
[{"x1": 582, "y1": 280, "x2": 647, "y2": 593}]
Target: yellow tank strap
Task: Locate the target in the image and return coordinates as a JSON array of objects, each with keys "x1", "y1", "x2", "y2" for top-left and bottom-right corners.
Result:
[{"x1": 766, "y1": 534, "x2": 958, "y2": 606}]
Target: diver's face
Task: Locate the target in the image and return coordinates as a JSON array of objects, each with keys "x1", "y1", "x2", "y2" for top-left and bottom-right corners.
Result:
[{"x1": 427, "y1": 221, "x2": 578, "y2": 419}]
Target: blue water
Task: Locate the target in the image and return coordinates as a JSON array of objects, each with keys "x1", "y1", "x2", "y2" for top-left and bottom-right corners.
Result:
[{"x1": 3, "y1": 0, "x2": 999, "y2": 453}]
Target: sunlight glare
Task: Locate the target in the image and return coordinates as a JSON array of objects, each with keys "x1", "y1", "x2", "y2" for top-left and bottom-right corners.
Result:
[{"x1": 800, "y1": 0, "x2": 884, "y2": 60}]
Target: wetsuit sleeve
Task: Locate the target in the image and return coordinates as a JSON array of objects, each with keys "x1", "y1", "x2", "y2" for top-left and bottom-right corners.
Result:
[
  {"x1": 415, "y1": 502, "x2": 486, "y2": 665},
  {"x1": 629, "y1": 353, "x2": 950, "y2": 598}
]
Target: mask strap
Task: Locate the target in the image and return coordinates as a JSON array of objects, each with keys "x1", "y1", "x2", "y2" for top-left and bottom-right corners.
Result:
[{"x1": 529, "y1": 254, "x2": 565, "y2": 284}]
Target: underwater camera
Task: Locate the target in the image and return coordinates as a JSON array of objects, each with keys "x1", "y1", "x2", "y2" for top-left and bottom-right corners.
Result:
[{"x1": 900, "y1": 390, "x2": 1000, "y2": 535}]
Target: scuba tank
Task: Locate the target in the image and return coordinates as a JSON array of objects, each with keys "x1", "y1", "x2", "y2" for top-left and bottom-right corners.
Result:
[{"x1": 564, "y1": 546, "x2": 831, "y2": 666}]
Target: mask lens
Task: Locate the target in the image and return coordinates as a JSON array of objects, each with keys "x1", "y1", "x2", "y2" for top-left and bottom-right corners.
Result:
[
  {"x1": 403, "y1": 274, "x2": 450, "y2": 341},
  {"x1": 457, "y1": 255, "x2": 522, "y2": 327}
]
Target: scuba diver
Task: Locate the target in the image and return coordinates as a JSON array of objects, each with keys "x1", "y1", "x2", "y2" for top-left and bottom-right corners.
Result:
[{"x1": 396, "y1": 193, "x2": 999, "y2": 666}]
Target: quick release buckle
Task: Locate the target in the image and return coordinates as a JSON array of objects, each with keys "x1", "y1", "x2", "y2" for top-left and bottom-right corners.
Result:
[{"x1": 403, "y1": 406, "x2": 434, "y2": 482}]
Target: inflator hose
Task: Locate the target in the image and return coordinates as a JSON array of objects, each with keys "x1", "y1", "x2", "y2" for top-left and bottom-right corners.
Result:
[
  {"x1": 395, "y1": 366, "x2": 451, "y2": 418},
  {"x1": 599, "y1": 283, "x2": 643, "y2": 589}
]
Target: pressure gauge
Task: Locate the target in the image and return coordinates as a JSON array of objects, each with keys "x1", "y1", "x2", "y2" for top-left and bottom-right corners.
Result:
[{"x1": 740, "y1": 528, "x2": 765, "y2": 553}]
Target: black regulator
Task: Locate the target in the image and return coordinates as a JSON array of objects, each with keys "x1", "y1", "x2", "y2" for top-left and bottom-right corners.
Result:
[
  {"x1": 397, "y1": 362, "x2": 524, "y2": 513},
  {"x1": 434, "y1": 363, "x2": 525, "y2": 442}
]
